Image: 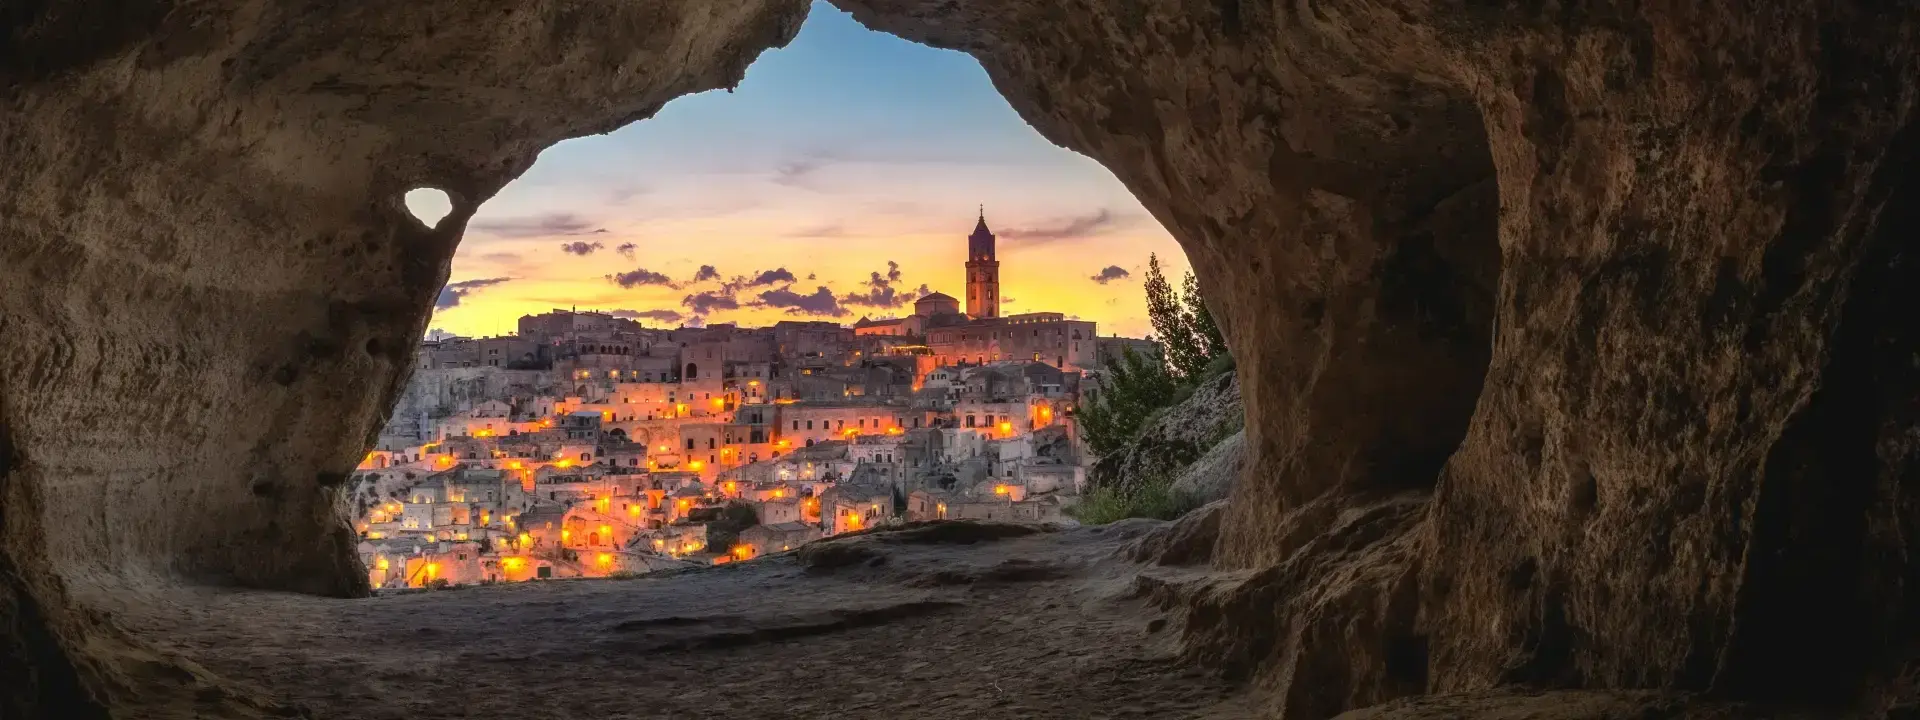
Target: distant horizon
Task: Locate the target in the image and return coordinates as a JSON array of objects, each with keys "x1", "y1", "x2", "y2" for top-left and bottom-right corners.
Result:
[{"x1": 415, "y1": 2, "x2": 1187, "y2": 341}]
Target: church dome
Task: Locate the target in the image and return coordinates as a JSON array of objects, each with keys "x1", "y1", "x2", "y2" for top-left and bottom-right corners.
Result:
[{"x1": 914, "y1": 291, "x2": 961, "y2": 317}]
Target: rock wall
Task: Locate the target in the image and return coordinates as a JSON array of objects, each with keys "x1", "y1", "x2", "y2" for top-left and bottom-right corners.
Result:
[
  {"x1": 0, "y1": 1, "x2": 808, "y2": 715},
  {"x1": 834, "y1": 0, "x2": 1920, "y2": 716},
  {"x1": 1090, "y1": 370, "x2": 1243, "y2": 501},
  {"x1": 2, "y1": 0, "x2": 1917, "y2": 718}
]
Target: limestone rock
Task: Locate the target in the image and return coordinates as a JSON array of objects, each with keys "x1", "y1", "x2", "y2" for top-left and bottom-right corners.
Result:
[
  {"x1": 1092, "y1": 371, "x2": 1243, "y2": 493},
  {"x1": 1171, "y1": 429, "x2": 1244, "y2": 505}
]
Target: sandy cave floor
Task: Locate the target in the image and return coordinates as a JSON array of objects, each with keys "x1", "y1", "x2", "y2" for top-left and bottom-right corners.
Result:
[{"x1": 114, "y1": 521, "x2": 1249, "y2": 719}]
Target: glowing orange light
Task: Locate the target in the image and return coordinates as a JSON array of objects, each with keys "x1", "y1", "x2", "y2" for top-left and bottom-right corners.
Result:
[
  {"x1": 776, "y1": 440, "x2": 791, "y2": 448},
  {"x1": 676, "y1": 404, "x2": 688, "y2": 413},
  {"x1": 724, "y1": 481, "x2": 737, "y2": 493},
  {"x1": 676, "y1": 499, "x2": 691, "y2": 509},
  {"x1": 994, "y1": 484, "x2": 1011, "y2": 496},
  {"x1": 561, "y1": 529, "x2": 572, "y2": 542},
  {"x1": 731, "y1": 545, "x2": 752, "y2": 559},
  {"x1": 998, "y1": 421, "x2": 1013, "y2": 434},
  {"x1": 711, "y1": 398, "x2": 725, "y2": 408},
  {"x1": 425, "y1": 562, "x2": 441, "y2": 579},
  {"x1": 689, "y1": 460, "x2": 704, "y2": 471},
  {"x1": 376, "y1": 557, "x2": 390, "y2": 570},
  {"x1": 598, "y1": 524, "x2": 612, "y2": 539},
  {"x1": 555, "y1": 459, "x2": 573, "y2": 469},
  {"x1": 653, "y1": 539, "x2": 665, "y2": 548},
  {"x1": 771, "y1": 489, "x2": 785, "y2": 498},
  {"x1": 518, "y1": 532, "x2": 532, "y2": 546},
  {"x1": 628, "y1": 505, "x2": 641, "y2": 517},
  {"x1": 596, "y1": 553, "x2": 613, "y2": 566},
  {"x1": 507, "y1": 460, "x2": 523, "y2": 470},
  {"x1": 502, "y1": 556, "x2": 524, "y2": 570},
  {"x1": 602, "y1": 411, "x2": 613, "y2": 420},
  {"x1": 436, "y1": 455, "x2": 454, "y2": 467},
  {"x1": 887, "y1": 426, "x2": 903, "y2": 435},
  {"x1": 596, "y1": 497, "x2": 611, "y2": 513},
  {"x1": 658, "y1": 445, "x2": 668, "y2": 452},
  {"x1": 748, "y1": 380, "x2": 760, "y2": 387}
]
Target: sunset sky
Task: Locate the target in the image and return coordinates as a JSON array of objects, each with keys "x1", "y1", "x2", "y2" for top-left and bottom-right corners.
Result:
[{"x1": 419, "y1": 2, "x2": 1186, "y2": 340}]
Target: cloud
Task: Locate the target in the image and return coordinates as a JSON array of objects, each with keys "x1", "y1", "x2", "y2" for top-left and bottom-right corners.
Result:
[
  {"x1": 610, "y1": 308, "x2": 684, "y2": 324},
  {"x1": 754, "y1": 286, "x2": 849, "y2": 317},
  {"x1": 469, "y1": 213, "x2": 606, "y2": 238},
  {"x1": 1000, "y1": 209, "x2": 1122, "y2": 244},
  {"x1": 807, "y1": 273, "x2": 817, "y2": 280},
  {"x1": 691, "y1": 265, "x2": 721, "y2": 283},
  {"x1": 607, "y1": 185, "x2": 649, "y2": 204},
  {"x1": 1003, "y1": 296, "x2": 1017, "y2": 304},
  {"x1": 425, "y1": 328, "x2": 456, "y2": 341},
  {"x1": 723, "y1": 268, "x2": 797, "y2": 293},
  {"x1": 683, "y1": 291, "x2": 741, "y2": 315},
  {"x1": 616, "y1": 243, "x2": 637, "y2": 259},
  {"x1": 435, "y1": 277, "x2": 512, "y2": 310},
  {"x1": 606, "y1": 268, "x2": 677, "y2": 288},
  {"x1": 842, "y1": 260, "x2": 919, "y2": 308},
  {"x1": 1090, "y1": 265, "x2": 1132, "y2": 284},
  {"x1": 476, "y1": 252, "x2": 522, "y2": 265},
  {"x1": 772, "y1": 156, "x2": 832, "y2": 188},
  {"x1": 560, "y1": 241, "x2": 605, "y2": 256},
  {"x1": 787, "y1": 222, "x2": 846, "y2": 238}
]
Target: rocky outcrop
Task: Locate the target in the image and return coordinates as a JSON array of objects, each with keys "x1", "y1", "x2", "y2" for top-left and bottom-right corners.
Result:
[
  {"x1": 3, "y1": 0, "x2": 1918, "y2": 718},
  {"x1": 1, "y1": 1, "x2": 808, "y2": 715},
  {"x1": 1091, "y1": 371, "x2": 1243, "y2": 500}
]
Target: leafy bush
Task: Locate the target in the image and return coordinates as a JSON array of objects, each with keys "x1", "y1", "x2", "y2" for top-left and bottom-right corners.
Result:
[{"x1": 1067, "y1": 472, "x2": 1203, "y2": 525}]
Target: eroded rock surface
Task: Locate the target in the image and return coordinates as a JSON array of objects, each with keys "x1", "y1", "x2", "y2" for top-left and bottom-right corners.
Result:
[
  {"x1": 3, "y1": 0, "x2": 1919, "y2": 718},
  {"x1": 1092, "y1": 370, "x2": 1244, "y2": 501}
]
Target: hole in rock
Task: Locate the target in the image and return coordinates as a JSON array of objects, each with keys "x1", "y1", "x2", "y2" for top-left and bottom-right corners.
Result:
[{"x1": 404, "y1": 187, "x2": 454, "y2": 229}]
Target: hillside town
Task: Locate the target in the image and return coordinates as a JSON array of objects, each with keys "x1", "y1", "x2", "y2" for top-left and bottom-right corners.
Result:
[{"x1": 350, "y1": 213, "x2": 1158, "y2": 588}]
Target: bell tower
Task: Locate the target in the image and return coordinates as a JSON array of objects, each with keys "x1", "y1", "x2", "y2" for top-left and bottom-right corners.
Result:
[{"x1": 965, "y1": 206, "x2": 1000, "y2": 319}]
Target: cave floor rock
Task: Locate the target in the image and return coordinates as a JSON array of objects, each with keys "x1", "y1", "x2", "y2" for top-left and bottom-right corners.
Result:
[{"x1": 113, "y1": 522, "x2": 1242, "y2": 719}]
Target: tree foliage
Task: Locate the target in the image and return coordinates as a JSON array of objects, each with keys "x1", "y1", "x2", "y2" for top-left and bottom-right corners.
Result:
[
  {"x1": 1077, "y1": 345, "x2": 1178, "y2": 456},
  {"x1": 705, "y1": 501, "x2": 759, "y2": 551},
  {"x1": 1080, "y1": 256, "x2": 1236, "y2": 459}
]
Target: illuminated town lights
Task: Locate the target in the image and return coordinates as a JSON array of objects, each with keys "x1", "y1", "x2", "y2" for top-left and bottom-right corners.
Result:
[
  {"x1": 689, "y1": 460, "x2": 704, "y2": 471},
  {"x1": 596, "y1": 553, "x2": 613, "y2": 566},
  {"x1": 994, "y1": 484, "x2": 1011, "y2": 496},
  {"x1": 555, "y1": 459, "x2": 573, "y2": 469},
  {"x1": 998, "y1": 421, "x2": 1013, "y2": 434},
  {"x1": 376, "y1": 556, "x2": 390, "y2": 570}
]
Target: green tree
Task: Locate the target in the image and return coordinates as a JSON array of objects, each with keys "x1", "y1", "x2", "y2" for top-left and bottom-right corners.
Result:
[
  {"x1": 1144, "y1": 254, "x2": 1207, "y2": 380},
  {"x1": 1181, "y1": 270, "x2": 1228, "y2": 364},
  {"x1": 705, "y1": 501, "x2": 759, "y2": 551},
  {"x1": 1078, "y1": 345, "x2": 1178, "y2": 456}
]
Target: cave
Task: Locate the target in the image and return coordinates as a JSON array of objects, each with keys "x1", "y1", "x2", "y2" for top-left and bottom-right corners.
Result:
[{"x1": 3, "y1": 1, "x2": 1917, "y2": 718}]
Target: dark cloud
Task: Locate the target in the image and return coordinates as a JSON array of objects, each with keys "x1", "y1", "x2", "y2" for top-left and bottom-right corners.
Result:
[
  {"x1": 772, "y1": 156, "x2": 831, "y2": 188},
  {"x1": 469, "y1": 213, "x2": 606, "y2": 238},
  {"x1": 1003, "y1": 296, "x2": 1017, "y2": 304},
  {"x1": 1090, "y1": 265, "x2": 1132, "y2": 284},
  {"x1": 682, "y1": 291, "x2": 741, "y2": 315},
  {"x1": 691, "y1": 265, "x2": 721, "y2": 283},
  {"x1": 560, "y1": 241, "x2": 605, "y2": 256},
  {"x1": 425, "y1": 328, "x2": 456, "y2": 341},
  {"x1": 606, "y1": 268, "x2": 677, "y2": 289},
  {"x1": 842, "y1": 260, "x2": 919, "y2": 308},
  {"x1": 723, "y1": 268, "x2": 797, "y2": 293},
  {"x1": 807, "y1": 273, "x2": 817, "y2": 280},
  {"x1": 610, "y1": 308, "x2": 684, "y2": 324},
  {"x1": 755, "y1": 286, "x2": 849, "y2": 317},
  {"x1": 616, "y1": 243, "x2": 637, "y2": 259},
  {"x1": 1001, "y1": 209, "x2": 1122, "y2": 244},
  {"x1": 435, "y1": 277, "x2": 511, "y2": 310}
]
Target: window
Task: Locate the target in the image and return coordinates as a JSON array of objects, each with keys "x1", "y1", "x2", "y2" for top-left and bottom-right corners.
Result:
[
  {"x1": 686, "y1": 438, "x2": 695, "y2": 450},
  {"x1": 707, "y1": 438, "x2": 715, "y2": 450},
  {"x1": 793, "y1": 420, "x2": 799, "y2": 430}
]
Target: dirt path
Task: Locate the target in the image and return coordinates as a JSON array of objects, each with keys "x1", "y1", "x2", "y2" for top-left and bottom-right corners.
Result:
[{"x1": 122, "y1": 521, "x2": 1245, "y2": 719}]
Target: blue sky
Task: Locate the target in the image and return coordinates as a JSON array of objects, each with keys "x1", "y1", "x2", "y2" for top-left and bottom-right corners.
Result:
[{"x1": 426, "y1": 2, "x2": 1186, "y2": 338}]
